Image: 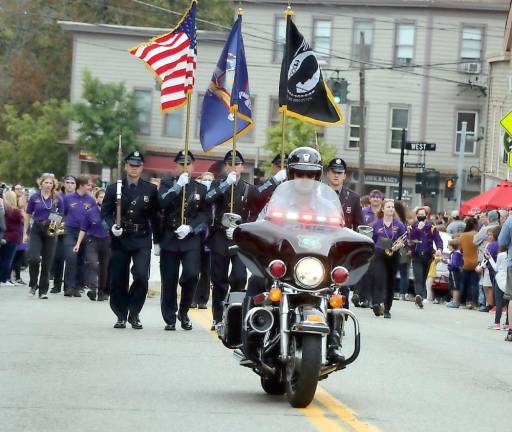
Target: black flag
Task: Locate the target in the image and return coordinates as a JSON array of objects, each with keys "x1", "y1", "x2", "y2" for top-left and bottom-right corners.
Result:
[{"x1": 279, "y1": 17, "x2": 343, "y2": 126}]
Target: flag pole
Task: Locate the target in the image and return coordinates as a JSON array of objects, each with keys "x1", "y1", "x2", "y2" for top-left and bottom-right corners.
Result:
[
  {"x1": 280, "y1": 6, "x2": 293, "y2": 170},
  {"x1": 181, "y1": 91, "x2": 192, "y2": 225},
  {"x1": 230, "y1": 104, "x2": 239, "y2": 213}
]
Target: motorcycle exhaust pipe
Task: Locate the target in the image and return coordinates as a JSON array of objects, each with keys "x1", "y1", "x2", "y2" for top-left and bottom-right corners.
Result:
[{"x1": 245, "y1": 307, "x2": 274, "y2": 334}]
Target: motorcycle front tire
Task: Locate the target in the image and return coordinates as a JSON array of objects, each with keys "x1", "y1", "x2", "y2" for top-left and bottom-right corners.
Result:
[{"x1": 285, "y1": 334, "x2": 322, "y2": 408}]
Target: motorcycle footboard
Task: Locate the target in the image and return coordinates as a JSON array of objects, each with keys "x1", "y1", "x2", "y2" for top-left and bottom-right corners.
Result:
[{"x1": 328, "y1": 308, "x2": 361, "y2": 368}]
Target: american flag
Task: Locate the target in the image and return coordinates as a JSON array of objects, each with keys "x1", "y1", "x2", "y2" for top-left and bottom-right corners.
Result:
[{"x1": 129, "y1": 1, "x2": 197, "y2": 111}]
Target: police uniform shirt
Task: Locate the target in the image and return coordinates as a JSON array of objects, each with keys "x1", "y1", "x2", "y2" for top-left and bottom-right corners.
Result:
[
  {"x1": 158, "y1": 177, "x2": 208, "y2": 252},
  {"x1": 336, "y1": 187, "x2": 364, "y2": 230},
  {"x1": 101, "y1": 178, "x2": 161, "y2": 251}
]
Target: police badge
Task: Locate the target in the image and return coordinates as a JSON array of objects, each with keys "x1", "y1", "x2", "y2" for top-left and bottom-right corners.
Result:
[{"x1": 143, "y1": 195, "x2": 149, "y2": 203}]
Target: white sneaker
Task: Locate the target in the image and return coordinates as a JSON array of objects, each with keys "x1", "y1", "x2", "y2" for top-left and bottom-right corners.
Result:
[
  {"x1": 423, "y1": 299, "x2": 430, "y2": 305},
  {"x1": 3, "y1": 280, "x2": 16, "y2": 287}
]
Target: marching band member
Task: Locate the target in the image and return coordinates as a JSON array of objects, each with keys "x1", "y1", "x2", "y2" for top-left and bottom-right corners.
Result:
[
  {"x1": 24, "y1": 174, "x2": 64, "y2": 299},
  {"x1": 371, "y1": 199, "x2": 407, "y2": 318}
]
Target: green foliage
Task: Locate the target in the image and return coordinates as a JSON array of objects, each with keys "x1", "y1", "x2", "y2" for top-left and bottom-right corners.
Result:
[
  {"x1": 264, "y1": 117, "x2": 337, "y2": 172},
  {"x1": 0, "y1": 99, "x2": 70, "y2": 185},
  {"x1": 72, "y1": 70, "x2": 140, "y2": 168}
]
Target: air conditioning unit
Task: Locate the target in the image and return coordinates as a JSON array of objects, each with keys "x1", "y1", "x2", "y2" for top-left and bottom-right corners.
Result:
[
  {"x1": 461, "y1": 62, "x2": 481, "y2": 74},
  {"x1": 396, "y1": 57, "x2": 412, "y2": 67}
]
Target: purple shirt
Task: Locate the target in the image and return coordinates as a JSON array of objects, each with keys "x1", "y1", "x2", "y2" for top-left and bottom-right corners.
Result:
[
  {"x1": 363, "y1": 207, "x2": 378, "y2": 226},
  {"x1": 372, "y1": 218, "x2": 407, "y2": 251},
  {"x1": 485, "y1": 241, "x2": 499, "y2": 273},
  {"x1": 63, "y1": 192, "x2": 97, "y2": 229},
  {"x1": 409, "y1": 222, "x2": 443, "y2": 255},
  {"x1": 80, "y1": 205, "x2": 108, "y2": 239},
  {"x1": 26, "y1": 192, "x2": 64, "y2": 223},
  {"x1": 448, "y1": 250, "x2": 463, "y2": 271}
]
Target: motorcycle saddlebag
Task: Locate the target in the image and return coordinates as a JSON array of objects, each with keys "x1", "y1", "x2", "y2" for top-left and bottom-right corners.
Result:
[{"x1": 219, "y1": 291, "x2": 245, "y2": 349}]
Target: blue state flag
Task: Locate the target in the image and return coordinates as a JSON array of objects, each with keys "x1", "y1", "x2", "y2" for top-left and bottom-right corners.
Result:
[{"x1": 200, "y1": 15, "x2": 253, "y2": 152}]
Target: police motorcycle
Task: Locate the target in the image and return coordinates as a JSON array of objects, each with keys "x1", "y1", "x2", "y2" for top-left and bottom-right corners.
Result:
[{"x1": 216, "y1": 148, "x2": 374, "y2": 408}]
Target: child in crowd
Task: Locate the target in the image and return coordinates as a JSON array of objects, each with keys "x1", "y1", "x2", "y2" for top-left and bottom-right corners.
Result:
[{"x1": 446, "y1": 239, "x2": 463, "y2": 308}]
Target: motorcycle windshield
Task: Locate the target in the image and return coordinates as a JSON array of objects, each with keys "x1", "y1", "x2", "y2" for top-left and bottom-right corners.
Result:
[{"x1": 263, "y1": 180, "x2": 344, "y2": 228}]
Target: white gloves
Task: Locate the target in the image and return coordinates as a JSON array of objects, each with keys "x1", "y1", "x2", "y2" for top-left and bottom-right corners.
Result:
[
  {"x1": 177, "y1": 172, "x2": 189, "y2": 187},
  {"x1": 273, "y1": 169, "x2": 287, "y2": 183},
  {"x1": 226, "y1": 227, "x2": 235, "y2": 240},
  {"x1": 225, "y1": 171, "x2": 237, "y2": 186},
  {"x1": 175, "y1": 224, "x2": 192, "y2": 239},
  {"x1": 153, "y1": 244, "x2": 161, "y2": 256},
  {"x1": 111, "y1": 224, "x2": 123, "y2": 237}
]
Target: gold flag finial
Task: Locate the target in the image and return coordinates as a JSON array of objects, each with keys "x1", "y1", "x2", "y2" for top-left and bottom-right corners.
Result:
[{"x1": 237, "y1": 7, "x2": 243, "y2": 16}]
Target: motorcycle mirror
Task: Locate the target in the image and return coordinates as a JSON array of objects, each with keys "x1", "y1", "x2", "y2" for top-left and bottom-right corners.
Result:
[
  {"x1": 357, "y1": 225, "x2": 373, "y2": 238},
  {"x1": 222, "y1": 212, "x2": 242, "y2": 228}
]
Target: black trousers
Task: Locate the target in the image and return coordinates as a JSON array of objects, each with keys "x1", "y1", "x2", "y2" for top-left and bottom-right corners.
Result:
[
  {"x1": 193, "y1": 248, "x2": 211, "y2": 305},
  {"x1": 51, "y1": 236, "x2": 65, "y2": 291},
  {"x1": 10, "y1": 249, "x2": 26, "y2": 280},
  {"x1": 211, "y1": 251, "x2": 248, "y2": 323},
  {"x1": 27, "y1": 222, "x2": 57, "y2": 294},
  {"x1": 109, "y1": 246, "x2": 151, "y2": 321},
  {"x1": 85, "y1": 236, "x2": 111, "y2": 294},
  {"x1": 372, "y1": 251, "x2": 399, "y2": 312},
  {"x1": 412, "y1": 254, "x2": 432, "y2": 299},
  {"x1": 160, "y1": 249, "x2": 200, "y2": 325},
  {"x1": 63, "y1": 228, "x2": 86, "y2": 292},
  {"x1": 354, "y1": 259, "x2": 375, "y2": 303}
]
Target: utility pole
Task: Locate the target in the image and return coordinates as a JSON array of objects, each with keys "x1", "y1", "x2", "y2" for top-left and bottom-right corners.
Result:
[
  {"x1": 398, "y1": 128, "x2": 406, "y2": 200},
  {"x1": 357, "y1": 31, "x2": 366, "y2": 195},
  {"x1": 456, "y1": 121, "x2": 467, "y2": 209}
]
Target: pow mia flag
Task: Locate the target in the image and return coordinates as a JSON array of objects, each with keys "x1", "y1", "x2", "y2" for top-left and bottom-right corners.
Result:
[{"x1": 279, "y1": 16, "x2": 343, "y2": 126}]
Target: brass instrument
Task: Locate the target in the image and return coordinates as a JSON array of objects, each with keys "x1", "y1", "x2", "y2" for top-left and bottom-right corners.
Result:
[
  {"x1": 47, "y1": 220, "x2": 59, "y2": 237},
  {"x1": 385, "y1": 232, "x2": 408, "y2": 256},
  {"x1": 57, "y1": 222, "x2": 65, "y2": 236}
]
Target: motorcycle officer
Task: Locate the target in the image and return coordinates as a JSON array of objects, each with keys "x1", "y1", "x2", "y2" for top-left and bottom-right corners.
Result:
[
  {"x1": 240, "y1": 147, "x2": 345, "y2": 364},
  {"x1": 158, "y1": 150, "x2": 208, "y2": 331}
]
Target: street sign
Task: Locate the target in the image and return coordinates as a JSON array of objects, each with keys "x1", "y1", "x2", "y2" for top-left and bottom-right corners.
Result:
[
  {"x1": 405, "y1": 141, "x2": 436, "y2": 151},
  {"x1": 404, "y1": 162, "x2": 425, "y2": 168},
  {"x1": 500, "y1": 110, "x2": 512, "y2": 136}
]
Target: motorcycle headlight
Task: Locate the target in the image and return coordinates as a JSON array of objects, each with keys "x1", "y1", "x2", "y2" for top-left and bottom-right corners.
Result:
[{"x1": 294, "y1": 257, "x2": 325, "y2": 288}]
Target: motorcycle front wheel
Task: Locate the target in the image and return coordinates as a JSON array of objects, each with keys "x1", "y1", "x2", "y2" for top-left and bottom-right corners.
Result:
[{"x1": 285, "y1": 334, "x2": 322, "y2": 408}]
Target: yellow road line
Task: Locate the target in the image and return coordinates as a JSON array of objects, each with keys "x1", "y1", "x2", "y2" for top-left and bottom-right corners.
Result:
[
  {"x1": 314, "y1": 387, "x2": 380, "y2": 432},
  {"x1": 299, "y1": 402, "x2": 347, "y2": 432},
  {"x1": 189, "y1": 308, "x2": 380, "y2": 432}
]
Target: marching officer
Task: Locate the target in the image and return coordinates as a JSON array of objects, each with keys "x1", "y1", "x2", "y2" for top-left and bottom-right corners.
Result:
[
  {"x1": 158, "y1": 150, "x2": 208, "y2": 331},
  {"x1": 101, "y1": 151, "x2": 161, "y2": 330},
  {"x1": 324, "y1": 158, "x2": 364, "y2": 230},
  {"x1": 206, "y1": 150, "x2": 258, "y2": 330},
  {"x1": 252, "y1": 153, "x2": 288, "y2": 217}
]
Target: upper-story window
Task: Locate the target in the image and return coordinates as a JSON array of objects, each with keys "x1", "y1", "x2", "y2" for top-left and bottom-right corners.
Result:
[
  {"x1": 459, "y1": 27, "x2": 483, "y2": 74},
  {"x1": 455, "y1": 111, "x2": 478, "y2": 155},
  {"x1": 394, "y1": 23, "x2": 415, "y2": 67},
  {"x1": 313, "y1": 19, "x2": 332, "y2": 63},
  {"x1": 163, "y1": 111, "x2": 183, "y2": 138},
  {"x1": 273, "y1": 17, "x2": 286, "y2": 63},
  {"x1": 352, "y1": 20, "x2": 374, "y2": 64},
  {"x1": 390, "y1": 107, "x2": 409, "y2": 150},
  {"x1": 348, "y1": 104, "x2": 367, "y2": 149},
  {"x1": 134, "y1": 89, "x2": 152, "y2": 135}
]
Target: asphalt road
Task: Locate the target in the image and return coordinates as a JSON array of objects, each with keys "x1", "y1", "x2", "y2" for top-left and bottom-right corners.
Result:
[{"x1": 1, "y1": 282, "x2": 511, "y2": 432}]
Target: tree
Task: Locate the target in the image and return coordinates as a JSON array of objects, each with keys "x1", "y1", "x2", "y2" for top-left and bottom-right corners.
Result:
[
  {"x1": 0, "y1": 99, "x2": 70, "y2": 185},
  {"x1": 264, "y1": 117, "x2": 337, "y2": 172},
  {"x1": 72, "y1": 70, "x2": 140, "y2": 168}
]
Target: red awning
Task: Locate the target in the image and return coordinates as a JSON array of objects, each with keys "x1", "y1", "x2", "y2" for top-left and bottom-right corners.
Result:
[
  {"x1": 459, "y1": 181, "x2": 512, "y2": 216},
  {"x1": 143, "y1": 155, "x2": 220, "y2": 177}
]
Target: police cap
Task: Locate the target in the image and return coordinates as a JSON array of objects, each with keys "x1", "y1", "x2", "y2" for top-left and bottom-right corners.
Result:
[
  {"x1": 124, "y1": 150, "x2": 144, "y2": 166},
  {"x1": 327, "y1": 157, "x2": 347, "y2": 173},
  {"x1": 223, "y1": 150, "x2": 245, "y2": 165},
  {"x1": 271, "y1": 153, "x2": 288, "y2": 167},
  {"x1": 174, "y1": 150, "x2": 195, "y2": 165}
]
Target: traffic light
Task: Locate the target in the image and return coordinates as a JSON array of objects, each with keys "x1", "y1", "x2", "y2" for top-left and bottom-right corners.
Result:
[
  {"x1": 445, "y1": 177, "x2": 455, "y2": 200},
  {"x1": 423, "y1": 170, "x2": 440, "y2": 197},
  {"x1": 415, "y1": 172, "x2": 424, "y2": 194},
  {"x1": 329, "y1": 78, "x2": 349, "y2": 104}
]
